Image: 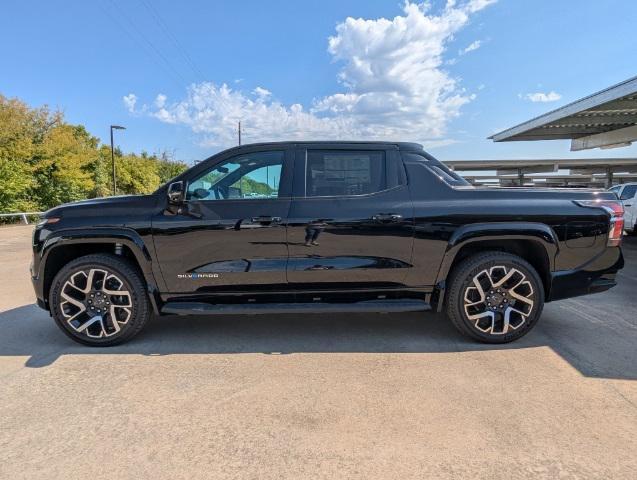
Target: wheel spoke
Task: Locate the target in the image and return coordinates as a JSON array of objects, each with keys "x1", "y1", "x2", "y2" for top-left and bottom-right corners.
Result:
[
  {"x1": 464, "y1": 286, "x2": 484, "y2": 307},
  {"x1": 491, "y1": 267, "x2": 515, "y2": 288},
  {"x1": 75, "y1": 315, "x2": 102, "y2": 333},
  {"x1": 472, "y1": 271, "x2": 489, "y2": 298},
  {"x1": 86, "y1": 269, "x2": 107, "y2": 291},
  {"x1": 509, "y1": 281, "x2": 534, "y2": 306},
  {"x1": 60, "y1": 290, "x2": 86, "y2": 310},
  {"x1": 467, "y1": 310, "x2": 496, "y2": 333}
]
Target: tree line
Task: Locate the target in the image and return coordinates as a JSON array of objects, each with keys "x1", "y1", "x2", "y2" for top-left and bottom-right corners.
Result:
[{"x1": 0, "y1": 94, "x2": 189, "y2": 214}]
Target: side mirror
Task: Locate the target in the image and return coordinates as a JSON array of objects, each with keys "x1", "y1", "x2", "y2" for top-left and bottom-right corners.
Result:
[{"x1": 167, "y1": 181, "x2": 185, "y2": 204}]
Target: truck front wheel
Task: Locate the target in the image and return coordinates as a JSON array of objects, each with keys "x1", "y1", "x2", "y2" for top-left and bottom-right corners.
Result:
[
  {"x1": 446, "y1": 252, "x2": 544, "y2": 343},
  {"x1": 49, "y1": 254, "x2": 151, "y2": 346}
]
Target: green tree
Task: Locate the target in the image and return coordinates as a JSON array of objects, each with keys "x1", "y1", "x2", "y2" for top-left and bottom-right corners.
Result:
[
  {"x1": 156, "y1": 157, "x2": 188, "y2": 184},
  {"x1": 0, "y1": 93, "x2": 193, "y2": 214},
  {"x1": 32, "y1": 124, "x2": 99, "y2": 208},
  {"x1": 115, "y1": 154, "x2": 162, "y2": 195},
  {"x1": 0, "y1": 95, "x2": 54, "y2": 212}
]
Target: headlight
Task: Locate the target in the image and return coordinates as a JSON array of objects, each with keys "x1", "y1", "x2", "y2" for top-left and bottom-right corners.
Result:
[{"x1": 36, "y1": 217, "x2": 61, "y2": 227}]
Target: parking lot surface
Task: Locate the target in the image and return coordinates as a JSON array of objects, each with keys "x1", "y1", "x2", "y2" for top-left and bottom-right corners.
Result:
[{"x1": 1, "y1": 225, "x2": 636, "y2": 479}]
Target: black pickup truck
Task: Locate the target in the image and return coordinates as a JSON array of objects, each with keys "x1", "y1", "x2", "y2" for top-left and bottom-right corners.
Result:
[{"x1": 31, "y1": 142, "x2": 625, "y2": 346}]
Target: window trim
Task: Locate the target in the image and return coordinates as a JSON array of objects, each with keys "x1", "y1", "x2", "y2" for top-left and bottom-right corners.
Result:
[{"x1": 302, "y1": 148, "x2": 401, "y2": 199}]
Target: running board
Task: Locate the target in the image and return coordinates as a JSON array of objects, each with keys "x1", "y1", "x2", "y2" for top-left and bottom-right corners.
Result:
[{"x1": 161, "y1": 299, "x2": 430, "y2": 316}]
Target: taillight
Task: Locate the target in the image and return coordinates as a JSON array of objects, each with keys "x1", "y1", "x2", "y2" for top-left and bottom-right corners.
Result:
[{"x1": 574, "y1": 200, "x2": 624, "y2": 246}]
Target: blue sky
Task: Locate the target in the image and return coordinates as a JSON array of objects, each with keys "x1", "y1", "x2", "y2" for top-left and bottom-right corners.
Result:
[{"x1": 2, "y1": 0, "x2": 637, "y2": 164}]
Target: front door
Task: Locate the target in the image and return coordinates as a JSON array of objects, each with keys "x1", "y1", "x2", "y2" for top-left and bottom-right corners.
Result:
[
  {"x1": 286, "y1": 146, "x2": 414, "y2": 289},
  {"x1": 152, "y1": 148, "x2": 293, "y2": 293},
  {"x1": 620, "y1": 184, "x2": 637, "y2": 229}
]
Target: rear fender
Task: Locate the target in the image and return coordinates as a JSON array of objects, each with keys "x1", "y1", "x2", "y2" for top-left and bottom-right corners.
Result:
[{"x1": 433, "y1": 222, "x2": 558, "y2": 310}]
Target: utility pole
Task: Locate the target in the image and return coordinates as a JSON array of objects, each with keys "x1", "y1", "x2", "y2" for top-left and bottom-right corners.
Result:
[
  {"x1": 238, "y1": 121, "x2": 242, "y2": 145},
  {"x1": 110, "y1": 125, "x2": 126, "y2": 195}
]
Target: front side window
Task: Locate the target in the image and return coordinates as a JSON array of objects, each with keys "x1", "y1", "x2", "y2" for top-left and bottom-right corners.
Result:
[
  {"x1": 187, "y1": 151, "x2": 283, "y2": 201},
  {"x1": 306, "y1": 150, "x2": 386, "y2": 197}
]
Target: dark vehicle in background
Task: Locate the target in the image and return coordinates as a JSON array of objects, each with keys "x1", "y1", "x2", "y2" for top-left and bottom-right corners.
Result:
[{"x1": 31, "y1": 142, "x2": 625, "y2": 346}]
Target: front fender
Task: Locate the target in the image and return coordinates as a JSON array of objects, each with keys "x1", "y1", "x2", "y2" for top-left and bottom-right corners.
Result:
[
  {"x1": 33, "y1": 227, "x2": 160, "y2": 310},
  {"x1": 434, "y1": 222, "x2": 559, "y2": 287}
]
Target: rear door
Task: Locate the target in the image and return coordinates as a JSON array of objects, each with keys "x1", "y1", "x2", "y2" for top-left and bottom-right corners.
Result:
[
  {"x1": 152, "y1": 147, "x2": 293, "y2": 293},
  {"x1": 286, "y1": 145, "x2": 414, "y2": 288}
]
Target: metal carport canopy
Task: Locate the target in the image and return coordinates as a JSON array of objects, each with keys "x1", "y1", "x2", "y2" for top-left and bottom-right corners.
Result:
[
  {"x1": 443, "y1": 158, "x2": 637, "y2": 188},
  {"x1": 445, "y1": 158, "x2": 637, "y2": 174},
  {"x1": 490, "y1": 76, "x2": 637, "y2": 151}
]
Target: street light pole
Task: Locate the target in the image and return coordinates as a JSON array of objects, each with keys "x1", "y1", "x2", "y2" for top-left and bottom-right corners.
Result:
[{"x1": 110, "y1": 125, "x2": 126, "y2": 195}]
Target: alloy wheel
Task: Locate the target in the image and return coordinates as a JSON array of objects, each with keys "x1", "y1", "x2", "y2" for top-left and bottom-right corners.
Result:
[
  {"x1": 463, "y1": 265, "x2": 535, "y2": 335},
  {"x1": 59, "y1": 268, "x2": 133, "y2": 338}
]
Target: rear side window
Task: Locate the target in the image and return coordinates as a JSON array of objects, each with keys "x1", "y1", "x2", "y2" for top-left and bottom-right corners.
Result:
[
  {"x1": 402, "y1": 152, "x2": 470, "y2": 187},
  {"x1": 305, "y1": 150, "x2": 386, "y2": 197},
  {"x1": 620, "y1": 185, "x2": 637, "y2": 200},
  {"x1": 428, "y1": 165, "x2": 468, "y2": 186}
]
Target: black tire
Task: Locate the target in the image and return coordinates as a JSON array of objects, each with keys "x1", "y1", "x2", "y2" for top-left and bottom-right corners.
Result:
[
  {"x1": 49, "y1": 253, "x2": 151, "y2": 346},
  {"x1": 446, "y1": 252, "x2": 544, "y2": 344}
]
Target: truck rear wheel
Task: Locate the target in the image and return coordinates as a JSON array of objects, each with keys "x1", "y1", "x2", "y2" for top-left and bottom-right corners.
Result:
[
  {"x1": 446, "y1": 252, "x2": 544, "y2": 343},
  {"x1": 49, "y1": 254, "x2": 150, "y2": 346}
]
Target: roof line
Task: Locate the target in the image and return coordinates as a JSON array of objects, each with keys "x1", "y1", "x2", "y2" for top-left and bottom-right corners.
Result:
[{"x1": 490, "y1": 75, "x2": 637, "y2": 142}]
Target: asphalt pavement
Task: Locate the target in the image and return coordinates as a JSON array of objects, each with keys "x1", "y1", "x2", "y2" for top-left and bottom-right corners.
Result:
[{"x1": 1, "y1": 225, "x2": 636, "y2": 479}]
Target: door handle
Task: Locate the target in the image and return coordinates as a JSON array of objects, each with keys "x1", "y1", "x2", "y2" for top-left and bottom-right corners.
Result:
[
  {"x1": 371, "y1": 213, "x2": 403, "y2": 223},
  {"x1": 625, "y1": 203, "x2": 633, "y2": 206},
  {"x1": 251, "y1": 215, "x2": 282, "y2": 224}
]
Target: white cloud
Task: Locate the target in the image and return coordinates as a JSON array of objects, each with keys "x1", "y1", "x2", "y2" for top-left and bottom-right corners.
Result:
[
  {"x1": 460, "y1": 40, "x2": 482, "y2": 54},
  {"x1": 128, "y1": 1, "x2": 496, "y2": 147},
  {"x1": 123, "y1": 93, "x2": 138, "y2": 113},
  {"x1": 154, "y1": 94, "x2": 167, "y2": 108},
  {"x1": 521, "y1": 91, "x2": 562, "y2": 103},
  {"x1": 147, "y1": 82, "x2": 350, "y2": 146},
  {"x1": 252, "y1": 86, "x2": 272, "y2": 98}
]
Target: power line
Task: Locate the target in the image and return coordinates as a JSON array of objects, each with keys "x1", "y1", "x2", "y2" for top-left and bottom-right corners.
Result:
[
  {"x1": 137, "y1": 0, "x2": 206, "y2": 82},
  {"x1": 108, "y1": 0, "x2": 189, "y2": 86},
  {"x1": 99, "y1": 0, "x2": 188, "y2": 90}
]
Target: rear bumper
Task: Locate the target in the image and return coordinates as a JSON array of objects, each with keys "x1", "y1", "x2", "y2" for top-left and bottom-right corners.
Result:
[{"x1": 548, "y1": 248, "x2": 624, "y2": 301}]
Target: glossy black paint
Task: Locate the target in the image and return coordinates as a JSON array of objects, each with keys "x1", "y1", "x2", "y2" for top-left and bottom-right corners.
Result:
[{"x1": 32, "y1": 141, "x2": 624, "y2": 314}]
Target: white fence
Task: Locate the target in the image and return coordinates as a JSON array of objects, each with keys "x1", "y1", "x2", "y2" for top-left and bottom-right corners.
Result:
[{"x1": 0, "y1": 212, "x2": 43, "y2": 224}]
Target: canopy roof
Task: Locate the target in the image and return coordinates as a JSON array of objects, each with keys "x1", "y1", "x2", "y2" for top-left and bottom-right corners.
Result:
[{"x1": 490, "y1": 76, "x2": 637, "y2": 151}]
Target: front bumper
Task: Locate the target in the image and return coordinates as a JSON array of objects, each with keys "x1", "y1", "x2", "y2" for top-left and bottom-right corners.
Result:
[{"x1": 31, "y1": 274, "x2": 48, "y2": 311}]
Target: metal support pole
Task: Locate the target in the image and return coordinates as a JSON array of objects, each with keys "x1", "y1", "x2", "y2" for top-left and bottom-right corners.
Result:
[
  {"x1": 109, "y1": 125, "x2": 126, "y2": 196},
  {"x1": 110, "y1": 126, "x2": 116, "y2": 195},
  {"x1": 518, "y1": 168, "x2": 524, "y2": 186},
  {"x1": 606, "y1": 167, "x2": 613, "y2": 188},
  {"x1": 238, "y1": 121, "x2": 242, "y2": 146}
]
